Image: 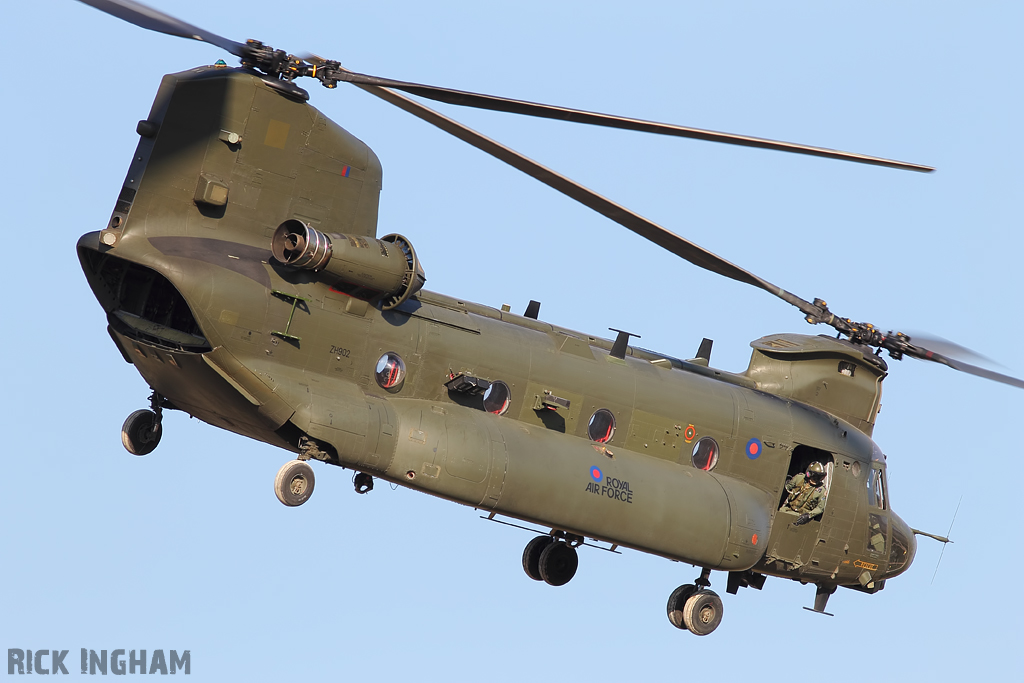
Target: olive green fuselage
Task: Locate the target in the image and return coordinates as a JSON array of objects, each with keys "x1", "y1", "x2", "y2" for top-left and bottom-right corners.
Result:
[{"x1": 78, "y1": 65, "x2": 915, "y2": 595}]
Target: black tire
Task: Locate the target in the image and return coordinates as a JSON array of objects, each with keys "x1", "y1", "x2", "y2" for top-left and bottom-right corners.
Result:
[
  {"x1": 121, "y1": 409, "x2": 161, "y2": 456},
  {"x1": 274, "y1": 460, "x2": 316, "y2": 507},
  {"x1": 682, "y1": 590, "x2": 723, "y2": 636},
  {"x1": 538, "y1": 541, "x2": 578, "y2": 586},
  {"x1": 522, "y1": 535, "x2": 554, "y2": 581},
  {"x1": 666, "y1": 584, "x2": 698, "y2": 629}
]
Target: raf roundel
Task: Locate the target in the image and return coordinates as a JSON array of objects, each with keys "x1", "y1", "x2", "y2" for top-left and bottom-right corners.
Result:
[
  {"x1": 590, "y1": 466, "x2": 603, "y2": 482},
  {"x1": 746, "y1": 438, "x2": 762, "y2": 460}
]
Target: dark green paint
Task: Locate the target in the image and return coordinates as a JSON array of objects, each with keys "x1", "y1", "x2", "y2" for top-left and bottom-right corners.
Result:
[{"x1": 79, "y1": 66, "x2": 916, "y2": 614}]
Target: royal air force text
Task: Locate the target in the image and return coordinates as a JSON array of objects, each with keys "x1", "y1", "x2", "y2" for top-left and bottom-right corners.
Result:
[{"x1": 585, "y1": 477, "x2": 634, "y2": 503}]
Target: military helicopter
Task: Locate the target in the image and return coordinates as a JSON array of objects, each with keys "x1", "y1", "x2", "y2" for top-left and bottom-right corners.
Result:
[{"x1": 75, "y1": 0, "x2": 1023, "y2": 637}]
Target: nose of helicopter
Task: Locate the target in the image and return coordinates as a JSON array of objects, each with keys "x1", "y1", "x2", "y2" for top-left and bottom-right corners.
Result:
[{"x1": 884, "y1": 511, "x2": 917, "y2": 579}]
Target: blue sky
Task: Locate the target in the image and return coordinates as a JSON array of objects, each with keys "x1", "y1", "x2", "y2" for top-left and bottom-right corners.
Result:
[{"x1": 3, "y1": 1, "x2": 1022, "y2": 680}]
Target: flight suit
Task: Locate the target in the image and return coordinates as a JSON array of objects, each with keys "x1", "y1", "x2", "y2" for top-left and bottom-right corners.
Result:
[{"x1": 783, "y1": 473, "x2": 827, "y2": 518}]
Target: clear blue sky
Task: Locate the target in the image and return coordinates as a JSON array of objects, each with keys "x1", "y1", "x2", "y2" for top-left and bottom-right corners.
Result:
[{"x1": 3, "y1": 1, "x2": 1021, "y2": 679}]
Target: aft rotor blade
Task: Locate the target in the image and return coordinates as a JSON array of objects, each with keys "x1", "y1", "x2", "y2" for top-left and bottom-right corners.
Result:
[
  {"x1": 903, "y1": 345, "x2": 1024, "y2": 389},
  {"x1": 76, "y1": 0, "x2": 249, "y2": 57},
  {"x1": 897, "y1": 332, "x2": 997, "y2": 366},
  {"x1": 336, "y1": 71, "x2": 933, "y2": 173},
  {"x1": 352, "y1": 80, "x2": 822, "y2": 317}
]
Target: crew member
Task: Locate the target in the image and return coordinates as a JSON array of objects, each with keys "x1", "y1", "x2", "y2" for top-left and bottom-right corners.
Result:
[{"x1": 783, "y1": 461, "x2": 828, "y2": 526}]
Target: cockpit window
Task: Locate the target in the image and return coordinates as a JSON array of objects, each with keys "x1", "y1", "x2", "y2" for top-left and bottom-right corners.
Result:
[
  {"x1": 867, "y1": 513, "x2": 888, "y2": 554},
  {"x1": 889, "y1": 523, "x2": 912, "y2": 571},
  {"x1": 867, "y1": 468, "x2": 887, "y2": 510}
]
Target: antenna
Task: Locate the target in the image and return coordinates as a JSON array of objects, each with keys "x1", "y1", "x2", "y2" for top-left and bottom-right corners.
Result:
[
  {"x1": 912, "y1": 496, "x2": 962, "y2": 585},
  {"x1": 932, "y1": 496, "x2": 962, "y2": 585}
]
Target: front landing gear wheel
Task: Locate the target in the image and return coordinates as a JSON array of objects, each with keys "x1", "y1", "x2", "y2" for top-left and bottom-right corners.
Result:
[
  {"x1": 121, "y1": 409, "x2": 161, "y2": 455},
  {"x1": 682, "y1": 590, "x2": 723, "y2": 636},
  {"x1": 538, "y1": 541, "x2": 578, "y2": 586},
  {"x1": 522, "y1": 535, "x2": 554, "y2": 581},
  {"x1": 666, "y1": 584, "x2": 698, "y2": 629},
  {"x1": 275, "y1": 460, "x2": 315, "y2": 507}
]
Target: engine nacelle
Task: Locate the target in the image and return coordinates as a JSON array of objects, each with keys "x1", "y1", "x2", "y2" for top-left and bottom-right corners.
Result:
[{"x1": 271, "y1": 219, "x2": 425, "y2": 310}]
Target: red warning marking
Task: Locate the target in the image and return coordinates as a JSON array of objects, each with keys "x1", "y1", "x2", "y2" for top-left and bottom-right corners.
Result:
[{"x1": 684, "y1": 424, "x2": 696, "y2": 442}]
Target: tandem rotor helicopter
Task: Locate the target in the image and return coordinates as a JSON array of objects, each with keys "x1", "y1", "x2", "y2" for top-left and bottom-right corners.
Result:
[{"x1": 76, "y1": 0, "x2": 1024, "y2": 636}]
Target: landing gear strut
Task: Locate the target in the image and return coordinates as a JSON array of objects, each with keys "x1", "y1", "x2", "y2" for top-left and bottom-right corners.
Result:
[
  {"x1": 121, "y1": 391, "x2": 165, "y2": 455},
  {"x1": 666, "y1": 568, "x2": 724, "y2": 636},
  {"x1": 521, "y1": 532, "x2": 580, "y2": 586}
]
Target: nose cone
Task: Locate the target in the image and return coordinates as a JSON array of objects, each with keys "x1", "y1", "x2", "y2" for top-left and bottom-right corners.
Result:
[{"x1": 885, "y1": 511, "x2": 917, "y2": 578}]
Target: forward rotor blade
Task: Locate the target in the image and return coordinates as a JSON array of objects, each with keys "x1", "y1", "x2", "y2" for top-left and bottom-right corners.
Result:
[
  {"x1": 903, "y1": 345, "x2": 1024, "y2": 389},
  {"x1": 353, "y1": 80, "x2": 821, "y2": 317},
  {"x1": 76, "y1": 0, "x2": 248, "y2": 57},
  {"x1": 336, "y1": 71, "x2": 933, "y2": 173}
]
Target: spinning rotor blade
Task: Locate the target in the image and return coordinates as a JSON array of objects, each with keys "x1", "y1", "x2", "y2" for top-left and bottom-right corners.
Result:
[
  {"x1": 333, "y1": 70, "x2": 933, "y2": 173},
  {"x1": 895, "y1": 332, "x2": 996, "y2": 366},
  {"x1": 77, "y1": 0, "x2": 249, "y2": 57},
  {"x1": 900, "y1": 343, "x2": 1024, "y2": 390},
  {"x1": 351, "y1": 81, "x2": 822, "y2": 318}
]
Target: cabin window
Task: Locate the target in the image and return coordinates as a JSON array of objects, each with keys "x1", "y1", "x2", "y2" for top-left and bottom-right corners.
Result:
[
  {"x1": 374, "y1": 352, "x2": 406, "y2": 390},
  {"x1": 867, "y1": 468, "x2": 887, "y2": 510},
  {"x1": 778, "y1": 445, "x2": 835, "y2": 516},
  {"x1": 838, "y1": 361, "x2": 856, "y2": 377},
  {"x1": 587, "y1": 409, "x2": 616, "y2": 443},
  {"x1": 483, "y1": 381, "x2": 511, "y2": 415},
  {"x1": 691, "y1": 437, "x2": 719, "y2": 471}
]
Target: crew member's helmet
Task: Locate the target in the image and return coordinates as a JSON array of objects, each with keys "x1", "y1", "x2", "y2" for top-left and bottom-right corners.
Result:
[{"x1": 806, "y1": 461, "x2": 826, "y2": 482}]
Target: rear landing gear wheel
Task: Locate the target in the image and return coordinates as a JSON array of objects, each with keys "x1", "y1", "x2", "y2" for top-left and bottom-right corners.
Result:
[
  {"x1": 121, "y1": 409, "x2": 161, "y2": 455},
  {"x1": 275, "y1": 460, "x2": 315, "y2": 507},
  {"x1": 522, "y1": 535, "x2": 554, "y2": 581},
  {"x1": 538, "y1": 541, "x2": 578, "y2": 586},
  {"x1": 666, "y1": 584, "x2": 698, "y2": 629},
  {"x1": 682, "y1": 589, "x2": 723, "y2": 636}
]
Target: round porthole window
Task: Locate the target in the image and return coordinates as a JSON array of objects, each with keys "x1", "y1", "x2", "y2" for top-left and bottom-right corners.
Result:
[
  {"x1": 482, "y1": 381, "x2": 511, "y2": 415},
  {"x1": 691, "y1": 437, "x2": 719, "y2": 471},
  {"x1": 588, "y1": 409, "x2": 616, "y2": 444},
  {"x1": 374, "y1": 352, "x2": 406, "y2": 390}
]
